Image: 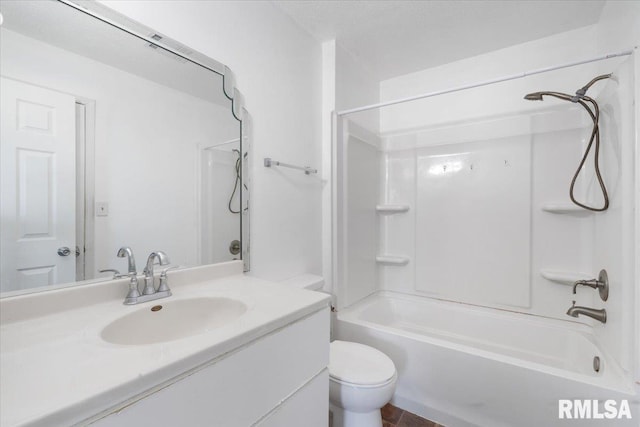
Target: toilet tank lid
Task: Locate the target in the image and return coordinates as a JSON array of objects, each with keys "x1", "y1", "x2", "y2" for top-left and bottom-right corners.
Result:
[{"x1": 329, "y1": 340, "x2": 396, "y2": 385}]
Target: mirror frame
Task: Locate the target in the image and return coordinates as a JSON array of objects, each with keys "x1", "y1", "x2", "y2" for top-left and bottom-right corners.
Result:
[{"x1": 0, "y1": 0, "x2": 250, "y2": 297}]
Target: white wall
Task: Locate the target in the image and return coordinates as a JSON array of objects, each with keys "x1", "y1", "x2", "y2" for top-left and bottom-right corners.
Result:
[
  {"x1": 335, "y1": 44, "x2": 380, "y2": 133},
  {"x1": 323, "y1": 40, "x2": 380, "y2": 297},
  {"x1": 0, "y1": 28, "x2": 238, "y2": 282},
  {"x1": 99, "y1": 0, "x2": 323, "y2": 281},
  {"x1": 380, "y1": 25, "x2": 604, "y2": 133}
]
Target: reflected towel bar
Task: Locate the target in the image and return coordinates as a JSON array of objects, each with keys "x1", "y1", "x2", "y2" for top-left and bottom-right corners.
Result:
[{"x1": 264, "y1": 158, "x2": 317, "y2": 175}]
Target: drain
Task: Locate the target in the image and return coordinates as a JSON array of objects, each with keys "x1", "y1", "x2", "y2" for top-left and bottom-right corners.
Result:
[
  {"x1": 151, "y1": 305, "x2": 163, "y2": 312},
  {"x1": 593, "y1": 356, "x2": 601, "y2": 372}
]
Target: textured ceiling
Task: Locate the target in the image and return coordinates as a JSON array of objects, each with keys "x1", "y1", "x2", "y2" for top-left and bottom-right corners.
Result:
[{"x1": 273, "y1": 0, "x2": 606, "y2": 80}]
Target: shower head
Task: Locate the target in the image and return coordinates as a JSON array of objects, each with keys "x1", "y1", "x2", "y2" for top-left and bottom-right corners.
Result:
[
  {"x1": 521, "y1": 73, "x2": 611, "y2": 212},
  {"x1": 523, "y1": 91, "x2": 574, "y2": 103},
  {"x1": 525, "y1": 74, "x2": 612, "y2": 103},
  {"x1": 524, "y1": 92, "x2": 545, "y2": 101}
]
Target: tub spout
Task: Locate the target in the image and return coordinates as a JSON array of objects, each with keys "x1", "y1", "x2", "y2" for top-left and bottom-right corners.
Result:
[{"x1": 566, "y1": 301, "x2": 606, "y2": 324}]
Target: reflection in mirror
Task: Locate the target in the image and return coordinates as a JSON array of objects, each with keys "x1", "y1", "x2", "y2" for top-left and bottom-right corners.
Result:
[{"x1": 0, "y1": 0, "x2": 248, "y2": 295}]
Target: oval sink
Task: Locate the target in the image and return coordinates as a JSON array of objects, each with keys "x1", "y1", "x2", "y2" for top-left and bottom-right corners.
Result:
[{"x1": 101, "y1": 297, "x2": 247, "y2": 345}]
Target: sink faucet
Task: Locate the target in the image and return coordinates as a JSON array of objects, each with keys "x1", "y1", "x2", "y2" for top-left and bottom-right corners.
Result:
[
  {"x1": 143, "y1": 251, "x2": 170, "y2": 295},
  {"x1": 566, "y1": 301, "x2": 607, "y2": 324},
  {"x1": 116, "y1": 249, "x2": 172, "y2": 305},
  {"x1": 117, "y1": 247, "x2": 141, "y2": 304}
]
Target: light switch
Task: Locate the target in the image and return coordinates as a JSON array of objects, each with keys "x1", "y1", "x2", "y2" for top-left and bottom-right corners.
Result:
[{"x1": 96, "y1": 202, "x2": 109, "y2": 217}]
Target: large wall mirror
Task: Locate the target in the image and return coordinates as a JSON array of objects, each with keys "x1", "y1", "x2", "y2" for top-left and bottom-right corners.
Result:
[{"x1": 0, "y1": 0, "x2": 249, "y2": 295}]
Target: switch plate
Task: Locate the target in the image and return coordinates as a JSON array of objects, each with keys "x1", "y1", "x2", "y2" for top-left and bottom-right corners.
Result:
[{"x1": 96, "y1": 202, "x2": 109, "y2": 217}]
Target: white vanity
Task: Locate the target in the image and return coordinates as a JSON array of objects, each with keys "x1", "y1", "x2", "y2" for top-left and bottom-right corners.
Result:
[{"x1": 0, "y1": 261, "x2": 330, "y2": 426}]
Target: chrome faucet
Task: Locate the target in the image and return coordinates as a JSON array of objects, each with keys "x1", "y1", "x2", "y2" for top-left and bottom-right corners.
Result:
[
  {"x1": 117, "y1": 246, "x2": 141, "y2": 304},
  {"x1": 113, "y1": 249, "x2": 172, "y2": 305},
  {"x1": 566, "y1": 301, "x2": 607, "y2": 324},
  {"x1": 117, "y1": 246, "x2": 137, "y2": 275},
  {"x1": 143, "y1": 251, "x2": 170, "y2": 295}
]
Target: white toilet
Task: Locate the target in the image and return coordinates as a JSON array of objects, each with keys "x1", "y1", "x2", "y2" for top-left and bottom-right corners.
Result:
[
  {"x1": 279, "y1": 276, "x2": 397, "y2": 427},
  {"x1": 329, "y1": 340, "x2": 397, "y2": 427}
]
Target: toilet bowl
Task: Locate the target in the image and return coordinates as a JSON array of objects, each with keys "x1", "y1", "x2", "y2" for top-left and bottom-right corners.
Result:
[{"x1": 329, "y1": 340, "x2": 397, "y2": 427}]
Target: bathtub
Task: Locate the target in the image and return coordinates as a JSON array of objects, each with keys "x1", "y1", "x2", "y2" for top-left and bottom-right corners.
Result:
[{"x1": 334, "y1": 291, "x2": 638, "y2": 427}]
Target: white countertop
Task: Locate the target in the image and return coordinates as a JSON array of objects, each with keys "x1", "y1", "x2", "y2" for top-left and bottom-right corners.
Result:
[{"x1": 0, "y1": 262, "x2": 330, "y2": 426}]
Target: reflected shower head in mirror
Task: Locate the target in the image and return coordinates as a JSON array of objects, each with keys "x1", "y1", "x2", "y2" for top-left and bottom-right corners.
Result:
[{"x1": 523, "y1": 74, "x2": 611, "y2": 212}]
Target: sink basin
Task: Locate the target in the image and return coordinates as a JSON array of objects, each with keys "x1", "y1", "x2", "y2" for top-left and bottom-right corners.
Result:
[{"x1": 101, "y1": 297, "x2": 247, "y2": 345}]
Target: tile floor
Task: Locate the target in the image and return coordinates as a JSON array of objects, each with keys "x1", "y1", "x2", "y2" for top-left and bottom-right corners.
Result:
[{"x1": 381, "y1": 403, "x2": 445, "y2": 427}]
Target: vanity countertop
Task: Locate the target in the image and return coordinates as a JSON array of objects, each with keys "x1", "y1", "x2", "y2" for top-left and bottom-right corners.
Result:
[{"x1": 0, "y1": 262, "x2": 330, "y2": 427}]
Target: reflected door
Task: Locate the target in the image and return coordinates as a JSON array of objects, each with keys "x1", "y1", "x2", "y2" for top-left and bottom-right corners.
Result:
[{"x1": 0, "y1": 77, "x2": 76, "y2": 291}]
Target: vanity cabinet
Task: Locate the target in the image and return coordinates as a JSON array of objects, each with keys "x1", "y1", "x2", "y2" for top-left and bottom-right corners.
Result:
[{"x1": 92, "y1": 308, "x2": 329, "y2": 427}]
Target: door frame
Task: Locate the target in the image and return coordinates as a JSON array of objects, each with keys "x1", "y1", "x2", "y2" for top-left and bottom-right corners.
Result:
[{"x1": 75, "y1": 99, "x2": 96, "y2": 281}]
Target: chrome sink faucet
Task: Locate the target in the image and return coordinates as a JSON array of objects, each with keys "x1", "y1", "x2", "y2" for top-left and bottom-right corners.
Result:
[
  {"x1": 114, "y1": 249, "x2": 172, "y2": 305},
  {"x1": 143, "y1": 251, "x2": 170, "y2": 295},
  {"x1": 566, "y1": 301, "x2": 607, "y2": 324}
]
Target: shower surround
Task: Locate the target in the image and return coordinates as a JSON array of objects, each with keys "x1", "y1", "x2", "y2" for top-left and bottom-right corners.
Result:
[{"x1": 333, "y1": 57, "x2": 638, "y2": 426}]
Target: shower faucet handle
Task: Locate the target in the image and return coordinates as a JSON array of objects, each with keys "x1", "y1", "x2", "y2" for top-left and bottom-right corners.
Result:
[{"x1": 572, "y1": 269, "x2": 609, "y2": 301}]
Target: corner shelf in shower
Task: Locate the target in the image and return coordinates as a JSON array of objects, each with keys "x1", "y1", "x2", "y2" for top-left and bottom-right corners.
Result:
[
  {"x1": 540, "y1": 269, "x2": 592, "y2": 285},
  {"x1": 541, "y1": 203, "x2": 592, "y2": 216},
  {"x1": 376, "y1": 256, "x2": 410, "y2": 266},
  {"x1": 376, "y1": 205, "x2": 410, "y2": 214}
]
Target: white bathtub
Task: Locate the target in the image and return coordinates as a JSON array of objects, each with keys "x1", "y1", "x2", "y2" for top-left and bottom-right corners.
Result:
[{"x1": 334, "y1": 291, "x2": 638, "y2": 427}]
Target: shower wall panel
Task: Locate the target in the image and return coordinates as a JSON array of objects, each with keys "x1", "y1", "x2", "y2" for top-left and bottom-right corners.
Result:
[
  {"x1": 414, "y1": 137, "x2": 532, "y2": 308},
  {"x1": 344, "y1": 135, "x2": 380, "y2": 307},
  {"x1": 379, "y1": 150, "x2": 416, "y2": 295},
  {"x1": 379, "y1": 106, "x2": 600, "y2": 318}
]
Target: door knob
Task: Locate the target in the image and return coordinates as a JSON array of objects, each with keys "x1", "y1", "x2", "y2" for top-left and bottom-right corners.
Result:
[{"x1": 57, "y1": 247, "x2": 71, "y2": 257}]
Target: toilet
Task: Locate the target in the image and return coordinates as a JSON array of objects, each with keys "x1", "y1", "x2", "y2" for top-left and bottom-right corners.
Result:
[
  {"x1": 279, "y1": 276, "x2": 397, "y2": 427},
  {"x1": 329, "y1": 340, "x2": 397, "y2": 427}
]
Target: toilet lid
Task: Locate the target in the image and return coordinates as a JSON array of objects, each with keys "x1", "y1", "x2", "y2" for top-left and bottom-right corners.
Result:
[{"x1": 329, "y1": 340, "x2": 396, "y2": 386}]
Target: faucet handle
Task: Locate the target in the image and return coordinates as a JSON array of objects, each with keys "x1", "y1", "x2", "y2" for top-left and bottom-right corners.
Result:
[
  {"x1": 160, "y1": 265, "x2": 179, "y2": 276},
  {"x1": 572, "y1": 269, "x2": 609, "y2": 301},
  {"x1": 158, "y1": 266, "x2": 179, "y2": 293}
]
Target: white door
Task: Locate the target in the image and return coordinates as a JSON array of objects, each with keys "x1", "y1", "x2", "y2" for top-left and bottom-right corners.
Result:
[{"x1": 1, "y1": 77, "x2": 76, "y2": 292}]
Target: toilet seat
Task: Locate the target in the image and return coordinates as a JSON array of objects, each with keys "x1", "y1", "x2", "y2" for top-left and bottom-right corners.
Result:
[{"x1": 329, "y1": 340, "x2": 396, "y2": 387}]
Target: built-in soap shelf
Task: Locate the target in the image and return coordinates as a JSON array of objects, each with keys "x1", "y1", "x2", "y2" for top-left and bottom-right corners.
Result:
[
  {"x1": 376, "y1": 205, "x2": 410, "y2": 214},
  {"x1": 541, "y1": 203, "x2": 592, "y2": 215},
  {"x1": 540, "y1": 269, "x2": 592, "y2": 285},
  {"x1": 376, "y1": 256, "x2": 410, "y2": 266}
]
